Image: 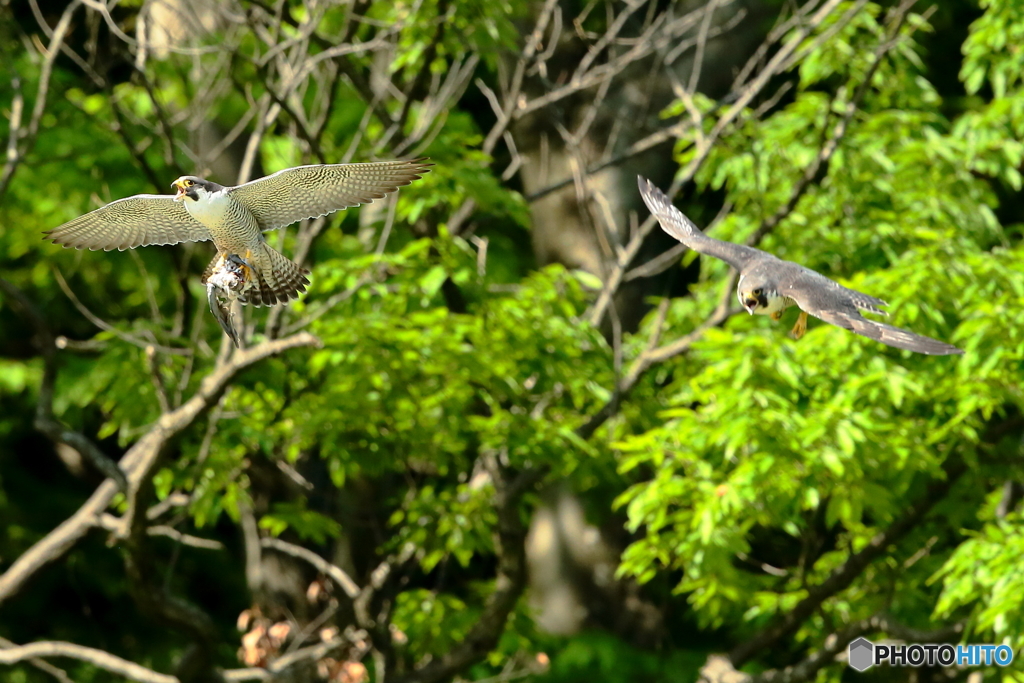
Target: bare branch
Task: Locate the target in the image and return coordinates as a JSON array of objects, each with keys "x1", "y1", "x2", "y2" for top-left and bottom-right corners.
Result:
[
  {"x1": 389, "y1": 454, "x2": 530, "y2": 683},
  {"x1": 728, "y1": 460, "x2": 967, "y2": 666},
  {"x1": 0, "y1": 332, "x2": 321, "y2": 605},
  {"x1": 585, "y1": 0, "x2": 848, "y2": 328},
  {"x1": 0, "y1": 641, "x2": 177, "y2": 683},
  {"x1": 514, "y1": 6, "x2": 711, "y2": 120},
  {"x1": 222, "y1": 633, "x2": 357, "y2": 681},
  {"x1": 0, "y1": 1, "x2": 78, "y2": 201},
  {"x1": 261, "y1": 537, "x2": 361, "y2": 599},
  {"x1": 0, "y1": 636, "x2": 74, "y2": 683},
  {"x1": 145, "y1": 346, "x2": 172, "y2": 415},
  {"x1": 388, "y1": 0, "x2": 450, "y2": 146},
  {"x1": 0, "y1": 278, "x2": 128, "y2": 490},
  {"x1": 572, "y1": 0, "x2": 652, "y2": 81},
  {"x1": 106, "y1": 95, "x2": 165, "y2": 191},
  {"x1": 96, "y1": 514, "x2": 224, "y2": 550},
  {"x1": 53, "y1": 268, "x2": 191, "y2": 356}
]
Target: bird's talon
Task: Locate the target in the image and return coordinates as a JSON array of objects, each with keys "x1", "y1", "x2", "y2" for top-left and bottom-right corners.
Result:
[
  {"x1": 789, "y1": 311, "x2": 808, "y2": 340},
  {"x1": 226, "y1": 253, "x2": 255, "y2": 271},
  {"x1": 636, "y1": 176, "x2": 963, "y2": 355},
  {"x1": 43, "y1": 160, "x2": 433, "y2": 342}
]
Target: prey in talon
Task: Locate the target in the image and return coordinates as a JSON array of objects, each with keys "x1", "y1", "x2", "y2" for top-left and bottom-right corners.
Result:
[
  {"x1": 43, "y1": 159, "x2": 432, "y2": 342},
  {"x1": 205, "y1": 253, "x2": 253, "y2": 348}
]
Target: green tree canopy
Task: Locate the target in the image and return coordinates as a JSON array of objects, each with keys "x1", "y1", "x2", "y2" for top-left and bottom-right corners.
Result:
[{"x1": 0, "y1": 0, "x2": 1021, "y2": 682}]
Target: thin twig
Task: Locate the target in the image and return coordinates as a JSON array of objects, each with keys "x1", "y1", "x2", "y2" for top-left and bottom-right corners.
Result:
[
  {"x1": 0, "y1": 332, "x2": 320, "y2": 605},
  {"x1": 0, "y1": 278, "x2": 129, "y2": 491},
  {"x1": 0, "y1": 1, "x2": 78, "y2": 201},
  {"x1": 585, "y1": 0, "x2": 848, "y2": 328},
  {"x1": 729, "y1": 457, "x2": 966, "y2": 666},
  {"x1": 53, "y1": 269, "x2": 191, "y2": 356}
]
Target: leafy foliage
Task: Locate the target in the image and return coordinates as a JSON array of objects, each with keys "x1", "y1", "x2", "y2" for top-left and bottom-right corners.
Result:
[{"x1": 1, "y1": 1, "x2": 1023, "y2": 682}]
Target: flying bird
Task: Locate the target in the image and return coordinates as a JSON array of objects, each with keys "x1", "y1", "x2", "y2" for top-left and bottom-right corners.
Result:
[
  {"x1": 637, "y1": 176, "x2": 962, "y2": 356},
  {"x1": 45, "y1": 159, "x2": 432, "y2": 310}
]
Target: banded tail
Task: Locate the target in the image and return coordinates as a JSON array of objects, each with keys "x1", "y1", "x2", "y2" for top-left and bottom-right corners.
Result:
[{"x1": 202, "y1": 244, "x2": 309, "y2": 307}]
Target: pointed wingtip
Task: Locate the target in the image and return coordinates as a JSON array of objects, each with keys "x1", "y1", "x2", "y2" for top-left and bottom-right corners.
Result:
[
  {"x1": 877, "y1": 324, "x2": 964, "y2": 356},
  {"x1": 406, "y1": 157, "x2": 434, "y2": 170},
  {"x1": 938, "y1": 342, "x2": 965, "y2": 356},
  {"x1": 637, "y1": 175, "x2": 659, "y2": 207},
  {"x1": 914, "y1": 342, "x2": 964, "y2": 356},
  {"x1": 637, "y1": 176, "x2": 671, "y2": 210}
]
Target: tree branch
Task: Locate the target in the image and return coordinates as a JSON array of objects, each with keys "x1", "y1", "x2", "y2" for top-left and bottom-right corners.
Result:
[
  {"x1": 745, "y1": 0, "x2": 921, "y2": 249},
  {"x1": 0, "y1": 1, "x2": 78, "y2": 201},
  {"x1": 728, "y1": 459, "x2": 967, "y2": 666},
  {"x1": 0, "y1": 636, "x2": 74, "y2": 683},
  {"x1": 0, "y1": 332, "x2": 321, "y2": 606},
  {"x1": 577, "y1": 0, "x2": 925, "y2": 441},
  {"x1": 585, "y1": 0, "x2": 849, "y2": 328},
  {"x1": 261, "y1": 537, "x2": 361, "y2": 599},
  {"x1": 700, "y1": 615, "x2": 964, "y2": 683},
  {"x1": 388, "y1": 454, "x2": 530, "y2": 683},
  {"x1": 96, "y1": 514, "x2": 224, "y2": 550},
  {"x1": 221, "y1": 633, "x2": 359, "y2": 681},
  {"x1": 0, "y1": 641, "x2": 177, "y2": 683},
  {"x1": 0, "y1": 278, "x2": 128, "y2": 490}
]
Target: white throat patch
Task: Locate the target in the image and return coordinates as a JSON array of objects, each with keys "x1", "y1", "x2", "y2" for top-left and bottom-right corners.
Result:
[
  {"x1": 755, "y1": 291, "x2": 788, "y2": 316},
  {"x1": 184, "y1": 187, "x2": 231, "y2": 228}
]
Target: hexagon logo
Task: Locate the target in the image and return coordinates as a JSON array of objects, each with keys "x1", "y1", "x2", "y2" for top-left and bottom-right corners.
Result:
[{"x1": 848, "y1": 637, "x2": 874, "y2": 672}]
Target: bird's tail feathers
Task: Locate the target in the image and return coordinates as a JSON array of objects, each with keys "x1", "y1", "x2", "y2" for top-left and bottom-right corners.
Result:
[{"x1": 242, "y1": 244, "x2": 310, "y2": 307}]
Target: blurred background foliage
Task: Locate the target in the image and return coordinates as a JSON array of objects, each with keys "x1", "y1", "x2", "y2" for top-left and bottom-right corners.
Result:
[{"x1": 1, "y1": 0, "x2": 1023, "y2": 682}]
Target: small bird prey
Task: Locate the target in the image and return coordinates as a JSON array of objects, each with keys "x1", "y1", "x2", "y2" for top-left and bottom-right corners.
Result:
[
  {"x1": 45, "y1": 159, "x2": 432, "y2": 310},
  {"x1": 638, "y1": 177, "x2": 962, "y2": 355},
  {"x1": 205, "y1": 253, "x2": 252, "y2": 347}
]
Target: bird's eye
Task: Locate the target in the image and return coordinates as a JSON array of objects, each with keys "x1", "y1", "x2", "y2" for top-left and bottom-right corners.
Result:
[
  {"x1": 185, "y1": 179, "x2": 194, "y2": 187},
  {"x1": 752, "y1": 288, "x2": 762, "y2": 296}
]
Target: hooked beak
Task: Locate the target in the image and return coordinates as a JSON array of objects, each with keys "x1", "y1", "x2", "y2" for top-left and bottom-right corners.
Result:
[
  {"x1": 172, "y1": 179, "x2": 188, "y2": 202},
  {"x1": 742, "y1": 298, "x2": 758, "y2": 315}
]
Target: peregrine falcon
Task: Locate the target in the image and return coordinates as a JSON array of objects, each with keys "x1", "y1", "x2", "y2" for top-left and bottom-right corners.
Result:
[
  {"x1": 44, "y1": 160, "x2": 432, "y2": 309},
  {"x1": 638, "y1": 177, "x2": 962, "y2": 355}
]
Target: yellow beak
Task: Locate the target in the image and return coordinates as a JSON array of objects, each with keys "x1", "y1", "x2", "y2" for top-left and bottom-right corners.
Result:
[{"x1": 172, "y1": 179, "x2": 188, "y2": 201}]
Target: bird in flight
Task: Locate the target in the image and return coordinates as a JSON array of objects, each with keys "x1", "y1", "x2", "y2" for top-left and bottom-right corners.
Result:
[
  {"x1": 638, "y1": 176, "x2": 962, "y2": 356},
  {"x1": 44, "y1": 159, "x2": 431, "y2": 345}
]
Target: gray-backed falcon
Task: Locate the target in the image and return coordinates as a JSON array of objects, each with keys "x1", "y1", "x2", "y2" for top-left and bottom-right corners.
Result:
[
  {"x1": 45, "y1": 159, "x2": 431, "y2": 310},
  {"x1": 638, "y1": 176, "x2": 962, "y2": 355}
]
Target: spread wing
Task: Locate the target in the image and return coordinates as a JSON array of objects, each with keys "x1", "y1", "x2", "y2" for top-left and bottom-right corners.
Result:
[
  {"x1": 779, "y1": 268, "x2": 962, "y2": 356},
  {"x1": 638, "y1": 175, "x2": 764, "y2": 270},
  {"x1": 44, "y1": 195, "x2": 211, "y2": 251},
  {"x1": 777, "y1": 264, "x2": 889, "y2": 314},
  {"x1": 229, "y1": 159, "x2": 432, "y2": 232}
]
